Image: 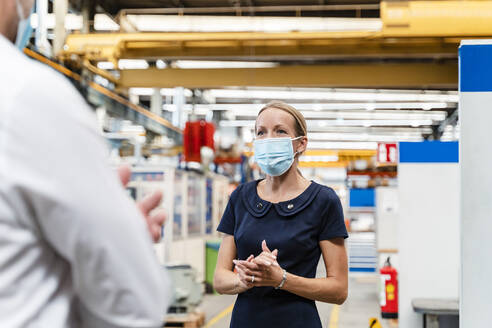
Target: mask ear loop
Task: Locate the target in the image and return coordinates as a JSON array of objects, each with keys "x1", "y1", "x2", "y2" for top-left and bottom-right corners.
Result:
[
  {"x1": 292, "y1": 136, "x2": 305, "y2": 158},
  {"x1": 15, "y1": 0, "x2": 26, "y2": 19}
]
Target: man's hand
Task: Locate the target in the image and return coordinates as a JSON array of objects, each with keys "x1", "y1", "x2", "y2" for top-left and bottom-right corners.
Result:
[{"x1": 117, "y1": 165, "x2": 166, "y2": 242}]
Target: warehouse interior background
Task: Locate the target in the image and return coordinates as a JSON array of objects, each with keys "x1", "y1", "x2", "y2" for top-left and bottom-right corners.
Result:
[{"x1": 13, "y1": 0, "x2": 492, "y2": 327}]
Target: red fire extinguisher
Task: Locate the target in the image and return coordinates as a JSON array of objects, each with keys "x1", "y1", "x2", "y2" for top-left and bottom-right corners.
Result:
[{"x1": 380, "y1": 257, "x2": 398, "y2": 319}]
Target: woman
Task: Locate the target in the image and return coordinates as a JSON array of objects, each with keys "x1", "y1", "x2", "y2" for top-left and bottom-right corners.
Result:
[{"x1": 213, "y1": 101, "x2": 348, "y2": 327}]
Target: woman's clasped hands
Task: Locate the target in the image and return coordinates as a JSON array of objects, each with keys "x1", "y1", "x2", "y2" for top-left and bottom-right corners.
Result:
[{"x1": 233, "y1": 240, "x2": 284, "y2": 291}]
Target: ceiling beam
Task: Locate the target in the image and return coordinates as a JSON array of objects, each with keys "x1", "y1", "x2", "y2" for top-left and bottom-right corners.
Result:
[
  {"x1": 381, "y1": 1, "x2": 492, "y2": 37},
  {"x1": 62, "y1": 0, "x2": 492, "y2": 61},
  {"x1": 120, "y1": 39, "x2": 461, "y2": 61},
  {"x1": 62, "y1": 31, "x2": 465, "y2": 62},
  {"x1": 118, "y1": 4, "x2": 379, "y2": 16},
  {"x1": 117, "y1": 62, "x2": 458, "y2": 89}
]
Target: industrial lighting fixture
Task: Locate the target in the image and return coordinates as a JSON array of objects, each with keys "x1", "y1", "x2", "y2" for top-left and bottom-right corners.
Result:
[
  {"x1": 30, "y1": 13, "x2": 119, "y2": 31},
  {"x1": 97, "y1": 61, "x2": 115, "y2": 70},
  {"x1": 300, "y1": 126, "x2": 433, "y2": 134},
  {"x1": 216, "y1": 109, "x2": 447, "y2": 121},
  {"x1": 160, "y1": 104, "x2": 447, "y2": 116},
  {"x1": 174, "y1": 61, "x2": 278, "y2": 69},
  {"x1": 203, "y1": 89, "x2": 459, "y2": 103},
  {"x1": 306, "y1": 132, "x2": 423, "y2": 142},
  {"x1": 219, "y1": 119, "x2": 435, "y2": 128},
  {"x1": 243, "y1": 132, "x2": 423, "y2": 143},
  {"x1": 300, "y1": 155, "x2": 340, "y2": 162},
  {"x1": 124, "y1": 15, "x2": 382, "y2": 33},
  {"x1": 310, "y1": 119, "x2": 435, "y2": 127},
  {"x1": 300, "y1": 110, "x2": 446, "y2": 121},
  {"x1": 302, "y1": 126, "x2": 433, "y2": 134},
  {"x1": 307, "y1": 141, "x2": 379, "y2": 150},
  {"x1": 308, "y1": 131, "x2": 422, "y2": 138},
  {"x1": 31, "y1": 13, "x2": 381, "y2": 33},
  {"x1": 118, "y1": 60, "x2": 149, "y2": 70},
  {"x1": 241, "y1": 126, "x2": 433, "y2": 143},
  {"x1": 129, "y1": 88, "x2": 193, "y2": 97},
  {"x1": 156, "y1": 60, "x2": 167, "y2": 69}
]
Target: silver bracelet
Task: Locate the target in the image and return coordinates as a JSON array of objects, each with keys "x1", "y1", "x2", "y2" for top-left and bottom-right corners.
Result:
[{"x1": 275, "y1": 269, "x2": 287, "y2": 290}]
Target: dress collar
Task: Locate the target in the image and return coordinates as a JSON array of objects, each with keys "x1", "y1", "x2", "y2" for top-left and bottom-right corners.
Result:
[{"x1": 241, "y1": 179, "x2": 322, "y2": 218}]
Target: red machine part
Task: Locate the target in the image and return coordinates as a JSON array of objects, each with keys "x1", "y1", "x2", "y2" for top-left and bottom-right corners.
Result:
[
  {"x1": 380, "y1": 257, "x2": 398, "y2": 319},
  {"x1": 183, "y1": 121, "x2": 215, "y2": 163}
]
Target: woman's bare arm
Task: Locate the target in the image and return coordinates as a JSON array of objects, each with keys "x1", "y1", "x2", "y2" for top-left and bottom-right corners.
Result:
[{"x1": 213, "y1": 234, "x2": 252, "y2": 295}]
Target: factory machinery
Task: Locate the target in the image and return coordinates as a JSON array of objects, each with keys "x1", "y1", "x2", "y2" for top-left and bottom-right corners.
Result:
[{"x1": 127, "y1": 166, "x2": 229, "y2": 315}]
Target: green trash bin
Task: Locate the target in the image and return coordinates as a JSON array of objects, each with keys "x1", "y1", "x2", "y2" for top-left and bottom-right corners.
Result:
[{"x1": 205, "y1": 240, "x2": 221, "y2": 294}]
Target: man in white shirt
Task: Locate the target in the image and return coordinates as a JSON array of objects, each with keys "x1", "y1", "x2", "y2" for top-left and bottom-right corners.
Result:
[{"x1": 0, "y1": 0, "x2": 170, "y2": 327}]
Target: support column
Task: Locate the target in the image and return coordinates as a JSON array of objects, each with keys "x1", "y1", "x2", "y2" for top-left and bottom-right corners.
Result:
[
  {"x1": 81, "y1": 0, "x2": 95, "y2": 33},
  {"x1": 172, "y1": 87, "x2": 185, "y2": 128},
  {"x1": 53, "y1": 0, "x2": 68, "y2": 55},
  {"x1": 151, "y1": 88, "x2": 163, "y2": 116},
  {"x1": 35, "y1": 0, "x2": 51, "y2": 56},
  {"x1": 459, "y1": 40, "x2": 492, "y2": 327}
]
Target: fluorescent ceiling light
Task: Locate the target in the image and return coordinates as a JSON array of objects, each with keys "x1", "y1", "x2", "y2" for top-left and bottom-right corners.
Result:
[
  {"x1": 306, "y1": 132, "x2": 423, "y2": 142},
  {"x1": 94, "y1": 14, "x2": 120, "y2": 31},
  {"x1": 294, "y1": 111, "x2": 445, "y2": 121},
  {"x1": 129, "y1": 88, "x2": 193, "y2": 97},
  {"x1": 307, "y1": 141, "x2": 379, "y2": 150},
  {"x1": 308, "y1": 120, "x2": 434, "y2": 127},
  {"x1": 97, "y1": 61, "x2": 115, "y2": 70},
  {"x1": 220, "y1": 119, "x2": 435, "y2": 128},
  {"x1": 300, "y1": 155, "x2": 340, "y2": 162},
  {"x1": 162, "y1": 104, "x2": 450, "y2": 115},
  {"x1": 308, "y1": 131, "x2": 422, "y2": 138},
  {"x1": 156, "y1": 60, "x2": 167, "y2": 69},
  {"x1": 204, "y1": 89, "x2": 459, "y2": 103},
  {"x1": 30, "y1": 13, "x2": 119, "y2": 31},
  {"x1": 243, "y1": 132, "x2": 423, "y2": 143},
  {"x1": 300, "y1": 126, "x2": 433, "y2": 134},
  {"x1": 245, "y1": 126, "x2": 432, "y2": 135},
  {"x1": 310, "y1": 126, "x2": 432, "y2": 134},
  {"x1": 174, "y1": 61, "x2": 278, "y2": 69},
  {"x1": 227, "y1": 109, "x2": 446, "y2": 121},
  {"x1": 118, "y1": 60, "x2": 149, "y2": 70},
  {"x1": 125, "y1": 15, "x2": 382, "y2": 33}
]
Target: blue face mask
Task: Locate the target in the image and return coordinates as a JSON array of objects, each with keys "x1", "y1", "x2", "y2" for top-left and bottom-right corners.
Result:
[
  {"x1": 253, "y1": 136, "x2": 302, "y2": 177},
  {"x1": 15, "y1": 0, "x2": 33, "y2": 50}
]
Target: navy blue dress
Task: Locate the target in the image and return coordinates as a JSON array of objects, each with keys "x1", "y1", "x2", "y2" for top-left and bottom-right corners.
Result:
[{"x1": 217, "y1": 180, "x2": 348, "y2": 328}]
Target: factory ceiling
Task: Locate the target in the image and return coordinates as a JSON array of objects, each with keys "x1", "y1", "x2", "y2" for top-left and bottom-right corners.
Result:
[{"x1": 70, "y1": 0, "x2": 380, "y2": 17}]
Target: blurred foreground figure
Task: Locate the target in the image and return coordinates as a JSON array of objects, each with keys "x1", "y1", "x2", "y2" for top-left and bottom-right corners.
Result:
[{"x1": 0, "y1": 0, "x2": 169, "y2": 327}]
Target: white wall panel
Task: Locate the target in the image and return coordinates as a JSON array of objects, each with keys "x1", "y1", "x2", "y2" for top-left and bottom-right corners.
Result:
[{"x1": 398, "y1": 163, "x2": 459, "y2": 328}]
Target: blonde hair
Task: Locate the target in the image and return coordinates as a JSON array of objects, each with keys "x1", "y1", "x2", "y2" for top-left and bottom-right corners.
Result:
[{"x1": 257, "y1": 101, "x2": 307, "y2": 137}]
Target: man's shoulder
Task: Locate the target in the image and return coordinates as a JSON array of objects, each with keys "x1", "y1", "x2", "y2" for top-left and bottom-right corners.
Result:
[
  {"x1": 15, "y1": 56, "x2": 74, "y2": 96},
  {"x1": 0, "y1": 43, "x2": 75, "y2": 101},
  {"x1": 0, "y1": 49, "x2": 93, "y2": 124}
]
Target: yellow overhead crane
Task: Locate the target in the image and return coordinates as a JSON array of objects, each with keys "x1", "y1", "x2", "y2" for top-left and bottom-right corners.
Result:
[
  {"x1": 59, "y1": 1, "x2": 492, "y2": 88},
  {"x1": 116, "y1": 63, "x2": 457, "y2": 89}
]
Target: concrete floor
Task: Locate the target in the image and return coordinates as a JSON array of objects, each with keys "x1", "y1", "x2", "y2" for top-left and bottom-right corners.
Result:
[{"x1": 199, "y1": 274, "x2": 398, "y2": 328}]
